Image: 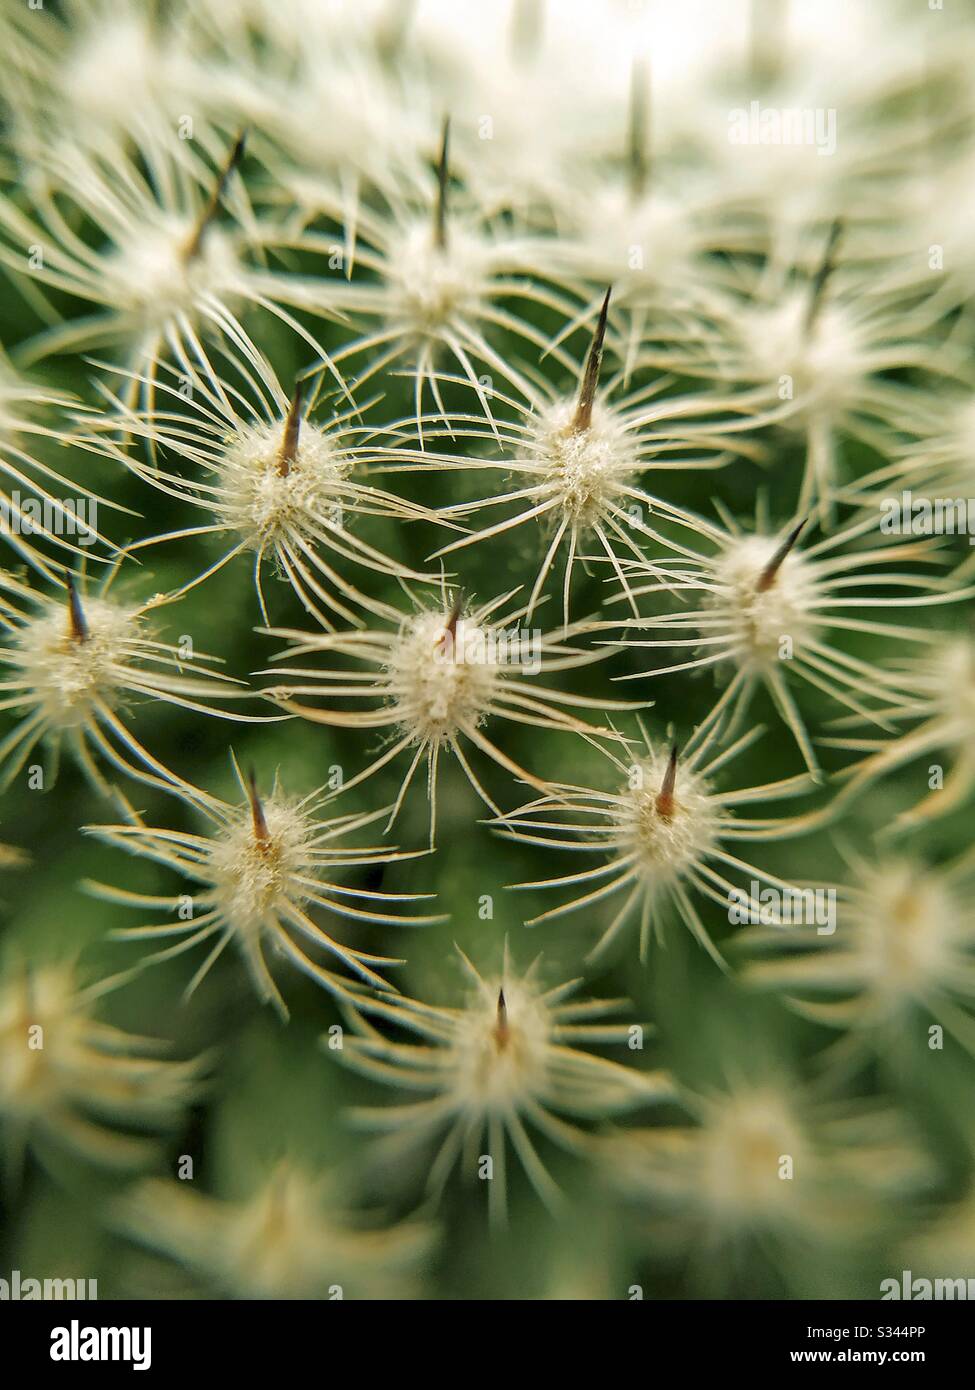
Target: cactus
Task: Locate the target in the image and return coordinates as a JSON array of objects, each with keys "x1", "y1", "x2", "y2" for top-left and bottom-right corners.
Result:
[{"x1": 0, "y1": 0, "x2": 974, "y2": 1303}]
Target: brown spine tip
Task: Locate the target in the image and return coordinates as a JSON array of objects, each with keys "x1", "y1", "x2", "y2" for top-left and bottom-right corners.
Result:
[
  {"x1": 803, "y1": 217, "x2": 843, "y2": 334},
  {"x1": 276, "y1": 379, "x2": 304, "y2": 476},
  {"x1": 756, "y1": 517, "x2": 807, "y2": 592},
  {"x1": 248, "y1": 768, "x2": 271, "y2": 846},
  {"x1": 65, "y1": 573, "x2": 89, "y2": 643},
  {"x1": 434, "y1": 116, "x2": 450, "y2": 250},
  {"x1": 438, "y1": 590, "x2": 464, "y2": 649},
  {"x1": 183, "y1": 129, "x2": 247, "y2": 263},
  {"x1": 572, "y1": 287, "x2": 612, "y2": 433},
  {"x1": 655, "y1": 743, "x2": 679, "y2": 819},
  {"x1": 494, "y1": 987, "x2": 510, "y2": 1047},
  {"x1": 628, "y1": 61, "x2": 650, "y2": 202}
]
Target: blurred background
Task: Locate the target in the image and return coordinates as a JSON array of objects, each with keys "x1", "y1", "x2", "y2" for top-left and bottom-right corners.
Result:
[{"x1": 1, "y1": 0, "x2": 975, "y2": 1300}]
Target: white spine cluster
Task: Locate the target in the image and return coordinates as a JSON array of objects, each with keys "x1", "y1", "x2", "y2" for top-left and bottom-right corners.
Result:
[{"x1": 0, "y1": 0, "x2": 973, "y2": 1295}]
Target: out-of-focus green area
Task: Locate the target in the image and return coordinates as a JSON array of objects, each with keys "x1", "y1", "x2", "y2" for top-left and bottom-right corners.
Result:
[{"x1": 1, "y1": 0, "x2": 974, "y2": 1302}]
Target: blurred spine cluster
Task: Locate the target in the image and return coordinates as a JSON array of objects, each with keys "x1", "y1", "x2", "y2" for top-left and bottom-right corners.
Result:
[{"x1": 1, "y1": 0, "x2": 974, "y2": 1301}]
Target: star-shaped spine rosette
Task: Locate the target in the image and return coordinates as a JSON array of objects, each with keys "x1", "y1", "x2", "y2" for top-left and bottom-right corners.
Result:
[
  {"x1": 84, "y1": 761, "x2": 444, "y2": 1018},
  {"x1": 0, "y1": 0, "x2": 972, "y2": 1304},
  {"x1": 0, "y1": 958, "x2": 204, "y2": 1185},
  {"x1": 498, "y1": 708, "x2": 817, "y2": 967},
  {"x1": 0, "y1": 568, "x2": 262, "y2": 795},
  {"x1": 0, "y1": 128, "x2": 354, "y2": 409},
  {"x1": 652, "y1": 219, "x2": 954, "y2": 521},
  {"x1": 337, "y1": 945, "x2": 672, "y2": 1225},
  {"x1": 598, "y1": 1072, "x2": 931, "y2": 1280},
  {"x1": 81, "y1": 332, "x2": 439, "y2": 627},
  {"x1": 741, "y1": 849, "x2": 975, "y2": 1066},
  {"x1": 261, "y1": 579, "x2": 643, "y2": 845},
  {"x1": 286, "y1": 118, "x2": 588, "y2": 434},
  {"x1": 380, "y1": 287, "x2": 771, "y2": 624},
  {"x1": 114, "y1": 1160, "x2": 436, "y2": 1299},
  {"x1": 598, "y1": 507, "x2": 975, "y2": 778},
  {"x1": 1, "y1": 1, "x2": 215, "y2": 155}
]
